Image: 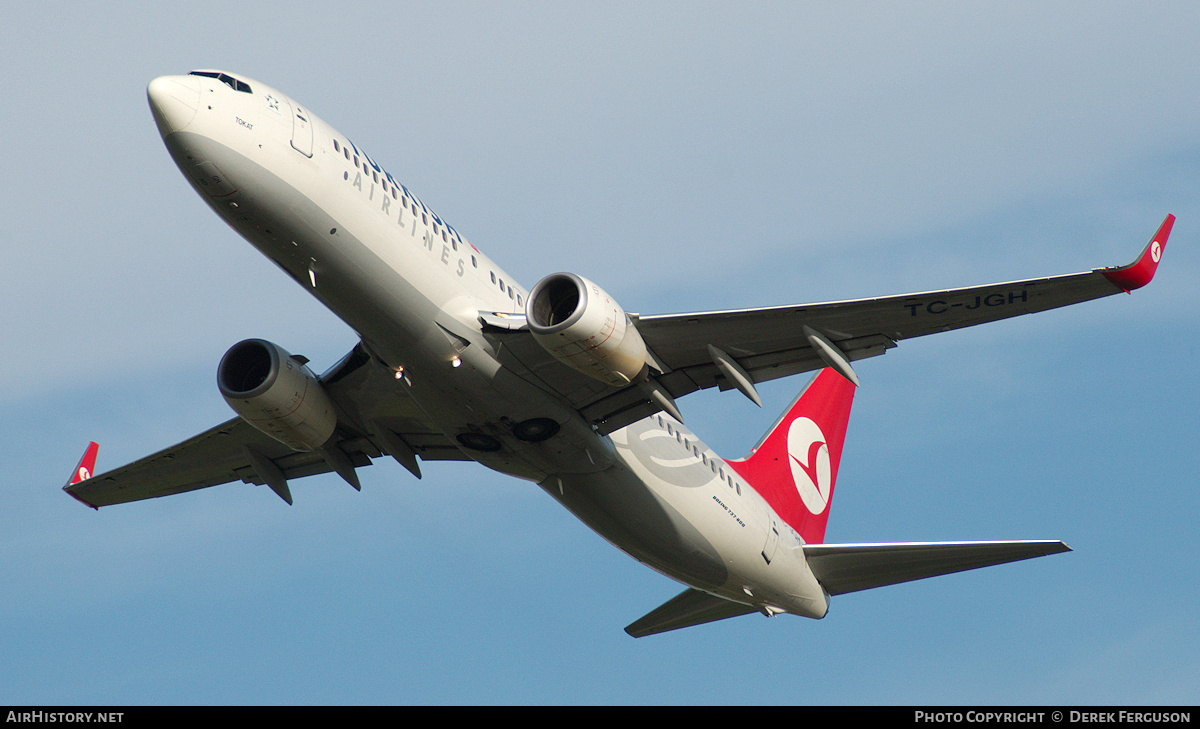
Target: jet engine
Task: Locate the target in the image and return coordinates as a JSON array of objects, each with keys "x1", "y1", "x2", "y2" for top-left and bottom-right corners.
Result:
[
  {"x1": 525, "y1": 273, "x2": 648, "y2": 386},
  {"x1": 218, "y1": 339, "x2": 337, "y2": 452}
]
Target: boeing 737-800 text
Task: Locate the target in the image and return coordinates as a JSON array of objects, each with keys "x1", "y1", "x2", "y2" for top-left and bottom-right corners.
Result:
[{"x1": 64, "y1": 71, "x2": 1173, "y2": 636}]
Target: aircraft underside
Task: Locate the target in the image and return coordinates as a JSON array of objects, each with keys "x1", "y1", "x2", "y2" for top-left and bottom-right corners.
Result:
[{"x1": 63, "y1": 70, "x2": 1170, "y2": 636}]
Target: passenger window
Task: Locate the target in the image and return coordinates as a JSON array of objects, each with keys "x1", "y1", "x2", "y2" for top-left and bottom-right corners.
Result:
[{"x1": 333, "y1": 140, "x2": 340, "y2": 152}]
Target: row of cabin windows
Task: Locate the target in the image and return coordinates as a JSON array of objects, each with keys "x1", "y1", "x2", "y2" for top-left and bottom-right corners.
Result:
[
  {"x1": 657, "y1": 416, "x2": 740, "y2": 495},
  {"x1": 332, "y1": 138, "x2": 523, "y2": 307},
  {"x1": 489, "y1": 271, "x2": 520, "y2": 304}
]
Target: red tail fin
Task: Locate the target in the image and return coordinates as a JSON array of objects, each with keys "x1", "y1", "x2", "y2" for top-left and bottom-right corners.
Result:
[{"x1": 726, "y1": 369, "x2": 856, "y2": 544}]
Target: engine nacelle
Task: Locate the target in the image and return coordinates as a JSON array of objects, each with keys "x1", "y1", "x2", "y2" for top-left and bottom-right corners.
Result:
[
  {"x1": 525, "y1": 273, "x2": 648, "y2": 387},
  {"x1": 218, "y1": 339, "x2": 337, "y2": 452}
]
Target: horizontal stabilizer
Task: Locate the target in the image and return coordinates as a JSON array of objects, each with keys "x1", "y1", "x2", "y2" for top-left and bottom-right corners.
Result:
[
  {"x1": 803, "y1": 540, "x2": 1070, "y2": 596},
  {"x1": 625, "y1": 588, "x2": 757, "y2": 638}
]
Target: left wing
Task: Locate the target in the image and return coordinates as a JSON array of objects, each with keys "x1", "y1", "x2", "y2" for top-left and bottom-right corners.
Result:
[
  {"x1": 486, "y1": 215, "x2": 1173, "y2": 433},
  {"x1": 65, "y1": 417, "x2": 357, "y2": 508},
  {"x1": 64, "y1": 344, "x2": 467, "y2": 508}
]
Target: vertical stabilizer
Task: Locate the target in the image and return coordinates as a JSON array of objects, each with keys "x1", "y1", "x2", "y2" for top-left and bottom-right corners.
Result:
[{"x1": 726, "y1": 368, "x2": 855, "y2": 544}]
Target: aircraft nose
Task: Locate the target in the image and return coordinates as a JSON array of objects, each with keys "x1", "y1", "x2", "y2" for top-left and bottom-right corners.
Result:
[{"x1": 147, "y1": 75, "x2": 200, "y2": 135}]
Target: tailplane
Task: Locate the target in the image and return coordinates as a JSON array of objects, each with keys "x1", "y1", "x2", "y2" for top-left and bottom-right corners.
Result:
[
  {"x1": 726, "y1": 368, "x2": 855, "y2": 544},
  {"x1": 803, "y1": 540, "x2": 1071, "y2": 595},
  {"x1": 624, "y1": 540, "x2": 1070, "y2": 637}
]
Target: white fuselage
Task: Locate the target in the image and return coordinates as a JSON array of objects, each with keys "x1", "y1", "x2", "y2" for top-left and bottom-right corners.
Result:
[{"x1": 149, "y1": 72, "x2": 828, "y2": 619}]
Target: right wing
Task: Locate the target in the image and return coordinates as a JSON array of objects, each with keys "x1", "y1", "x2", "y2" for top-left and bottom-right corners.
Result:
[{"x1": 64, "y1": 344, "x2": 467, "y2": 508}]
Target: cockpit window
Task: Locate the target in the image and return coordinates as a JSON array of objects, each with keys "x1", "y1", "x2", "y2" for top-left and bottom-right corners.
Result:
[{"x1": 189, "y1": 71, "x2": 252, "y2": 94}]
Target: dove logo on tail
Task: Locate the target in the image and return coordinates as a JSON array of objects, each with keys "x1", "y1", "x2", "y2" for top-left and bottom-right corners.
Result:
[
  {"x1": 788, "y1": 417, "x2": 833, "y2": 515},
  {"x1": 727, "y1": 368, "x2": 856, "y2": 545}
]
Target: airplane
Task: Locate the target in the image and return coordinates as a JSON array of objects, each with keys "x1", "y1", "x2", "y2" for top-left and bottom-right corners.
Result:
[{"x1": 64, "y1": 70, "x2": 1174, "y2": 637}]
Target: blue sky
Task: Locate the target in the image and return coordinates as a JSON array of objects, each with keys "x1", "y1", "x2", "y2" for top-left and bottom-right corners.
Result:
[{"x1": 2, "y1": 2, "x2": 1198, "y2": 704}]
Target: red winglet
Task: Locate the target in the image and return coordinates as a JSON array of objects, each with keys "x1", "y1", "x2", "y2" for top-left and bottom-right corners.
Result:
[
  {"x1": 1101, "y1": 214, "x2": 1174, "y2": 292},
  {"x1": 64, "y1": 442, "x2": 100, "y2": 510}
]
